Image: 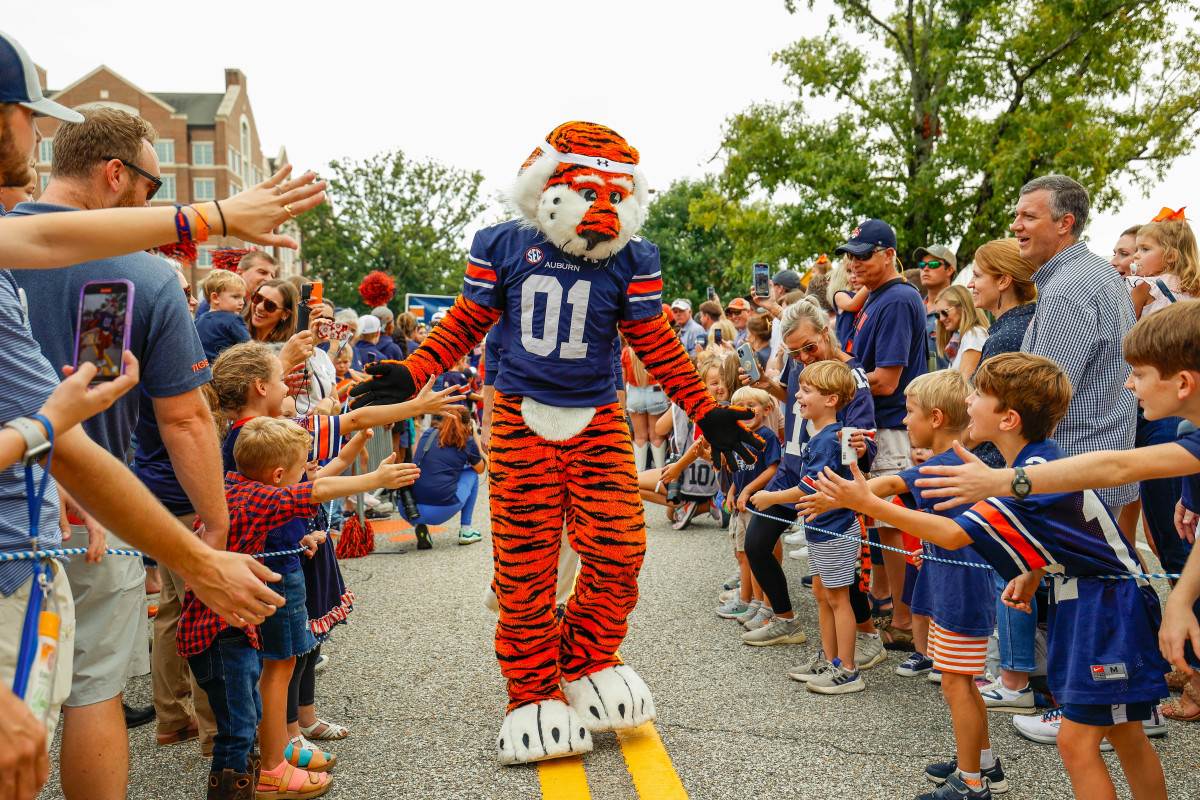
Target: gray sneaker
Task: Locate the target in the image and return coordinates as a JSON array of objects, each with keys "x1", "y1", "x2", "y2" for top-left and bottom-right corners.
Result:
[
  {"x1": 807, "y1": 664, "x2": 865, "y2": 694},
  {"x1": 854, "y1": 632, "x2": 887, "y2": 670},
  {"x1": 716, "y1": 596, "x2": 750, "y2": 619},
  {"x1": 788, "y1": 650, "x2": 833, "y2": 682},
  {"x1": 742, "y1": 615, "x2": 807, "y2": 646},
  {"x1": 742, "y1": 607, "x2": 773, "y2": 630},
  {"x1": 733, "y1": 602, "x2": 762, "y2": 625}
]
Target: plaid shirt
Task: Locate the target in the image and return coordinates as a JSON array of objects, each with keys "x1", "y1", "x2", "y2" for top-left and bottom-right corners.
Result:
[
  {"x1": 176, "y1": 473, "x2": 317, "y2": 658},
  {"x1": 1022, "y1": 240, "x2": 1138, "y2": 507}
]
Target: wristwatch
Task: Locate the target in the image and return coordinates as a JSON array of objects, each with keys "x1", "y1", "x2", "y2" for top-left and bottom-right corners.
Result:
[
  {"x1": 1011, "y1": 466, "x2": 1032, "y2": 501},
  {"x1": 3, "y1": 416, "x2": 51, "y2": 465}
]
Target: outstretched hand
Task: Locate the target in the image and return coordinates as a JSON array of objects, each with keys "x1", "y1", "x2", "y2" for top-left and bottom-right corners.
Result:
[
  {"x1": 812, "y1": 461, "x2": 873, "y2": 514},
  {"x1": 221, "y1": 165, "x2": 327, "y2": 249},
  {"x1": 695, "y1": 405, "x2": 764, "y2": 472},
  {"x1": 912, "y1": 441, "x2": 1008, "y2": 510},
  {"x1": 348, "y1": 360, "x2": 417, "y2": 409}
]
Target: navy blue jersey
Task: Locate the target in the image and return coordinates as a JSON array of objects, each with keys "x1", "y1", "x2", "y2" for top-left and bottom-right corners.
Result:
[
  {"x1": 799, "y1": 424, "x2": 856, "y2": 542},
  {"x1": 767, "y1": 356, "x2": 876, "y2": 492},
  {"x1": 462, "y1": 221, "x2": 662, "y2": 407},
  {"x1": 898, "y1": 449, "x2": 996, "y2": 637},
  {"x1": 847, "y1": 280, "x2": 927, "y2": 428},
  {"x1": 954, "y1": 439, "x2": 1169, "y2": 705},
  {"x1": 195, "y1": 309, "x2": 251, "y2": 363},
  {"x1": 730, "y1": 427, "x2": 781, "y2": 495}
]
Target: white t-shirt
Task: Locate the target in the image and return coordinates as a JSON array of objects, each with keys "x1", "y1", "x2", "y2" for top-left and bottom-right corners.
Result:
[{"x1": 950, "y1": 326, "x2": 988, "y2": 371}]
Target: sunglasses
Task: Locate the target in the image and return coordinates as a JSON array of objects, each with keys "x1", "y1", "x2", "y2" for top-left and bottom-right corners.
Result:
[
  {"x1": 935, "y1": 309, "x2": 953, "y2": 319},
  {"x1": 919, "y1": 260, "x2": 945, "y2": 269},
  {"x1": 102, "y1": 156, "x2": 162, "y2": 200},
  {"x1": 252, "y1": 293, "x2": 282, "y2": 314},
  {"x1": 848, "y1": 248, "x2": 886, "y2": 262},
  {"x1": 785, "y1": 342, "x2": 823, "y2": 361}
]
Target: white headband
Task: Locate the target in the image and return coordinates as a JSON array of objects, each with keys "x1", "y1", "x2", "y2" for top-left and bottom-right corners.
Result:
[{"x1": 541, "y1": 142, "x2": 636, "y2": 175}]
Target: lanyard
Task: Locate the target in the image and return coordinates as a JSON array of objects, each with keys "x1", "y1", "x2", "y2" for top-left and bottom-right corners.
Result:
[{"x1": 13, "y1": 413, "x2": 55, "y2": 698}]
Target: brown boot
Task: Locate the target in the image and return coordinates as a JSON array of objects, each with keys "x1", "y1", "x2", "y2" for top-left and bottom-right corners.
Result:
[
  {"x1": 247, "y1": 751, "x2": 261, "y2": 787},
  {"x1": 207, "y1": 769, "x2": 254, "y2": 800}
]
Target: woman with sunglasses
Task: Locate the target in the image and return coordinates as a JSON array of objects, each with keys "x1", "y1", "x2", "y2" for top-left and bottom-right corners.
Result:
[
  {"x1": 737, "y1": 299, "x2": 886, "y2": 665},
  {"x1": 933, "y1": 285, "x2": 990, "y2": 377},
  {"x1": 245, "y1": 278, "x2": 298, "y2": 344}
]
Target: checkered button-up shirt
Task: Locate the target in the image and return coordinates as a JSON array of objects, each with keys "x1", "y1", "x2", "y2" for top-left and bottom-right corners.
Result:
[
  {"x1": 176, "y1": 473, "x2": 317, "y2": 658},
  {"x1": 1022, "y1": 240, "x2": 1138, "y2": 507}
]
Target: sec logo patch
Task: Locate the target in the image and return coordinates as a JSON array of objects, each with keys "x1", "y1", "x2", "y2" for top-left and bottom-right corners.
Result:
[{"x1": 525, "y1": 247, "x2": 544, "y2": 265}]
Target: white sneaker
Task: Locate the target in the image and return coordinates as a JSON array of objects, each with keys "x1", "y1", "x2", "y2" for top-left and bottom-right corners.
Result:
[
  {"x1": 783, "y1": 530, "x2": 806, "y2": 545},
  {"x1": 742, "y1": 615, "x2": 807, "y2": 646},
  {"x1": 807, "y1": 664, "x2": 865, "y2": 694},
  {"x1": 978, "y1": 678, "x2": 1037, "y2": 713},
  {"x1": 788, "y1": 650, "x2": 833, "y2": 682},
  {"x1": 787, "y1": 547, "x2": 808, "y2": 560},
  {"x1": 717, "y1": 588, "x2": 738, "y2": 604},
  {"x1": 733, "y1": 602, "x2": 762, "y2": 625},
  {"x1": 854, "y1": 632, "x2": 886, "y2": 670},
  {"x1": 1013, "y1": 706, "x2": 1062, "y2": 744},
  {"x1": 716, "y1": 596, "x2": 750, "y2": 619},
  {"x1": 1101, "y1": 706, "x2": 1168, "y2": 751}
]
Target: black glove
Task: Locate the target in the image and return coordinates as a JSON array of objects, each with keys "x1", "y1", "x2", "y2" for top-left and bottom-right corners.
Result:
[
  {"x1": 696, "y1": 405, "x2": 765, "y2": 472},
  {"x1": 348, "y1": 360, "x2": 416, "y2": 409}
]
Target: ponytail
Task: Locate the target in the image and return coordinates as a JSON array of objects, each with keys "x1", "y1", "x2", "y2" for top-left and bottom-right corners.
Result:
[{"x1": 436, "y1": 405, "x2": 471, "y2": 450}]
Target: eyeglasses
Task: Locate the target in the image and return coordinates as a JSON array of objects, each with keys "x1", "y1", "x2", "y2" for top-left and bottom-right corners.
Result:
[
  {"x1": 785, "y1": 342, "x2": 822, "y2": 361},
  {"x1": 848, "y1": 248, "x2": 886, "y2": 262},
  {"x1": 935, "y1": 309, "x2": 953, "y2": 319},
  {"x1": 102, "y1": 156, "x2": 162, "y2": 200},
  {"x1": 919, "y1": 260, "x2": 944, "y2": 269},
  {"x1": 252, "y1": 292, "x2": 281, "y2": 314}
]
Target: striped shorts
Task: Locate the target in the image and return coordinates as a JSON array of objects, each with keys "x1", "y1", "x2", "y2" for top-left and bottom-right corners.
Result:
[
  {"x1": 807, "y1": 525, "x2": 862, "y2": 589},
  {"x1": 927, "y1": 620, "x2": 989, "y2": 676}
]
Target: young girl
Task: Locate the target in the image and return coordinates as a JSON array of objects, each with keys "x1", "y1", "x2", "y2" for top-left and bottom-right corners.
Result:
[
  {"x1": 934, "y1": 285, "x2": 990, "y2": 377},
  {"x1": 1130, "y1": 216, "x2": 1199, "y2": 318},
  {"x1": 828, "y1": 259, "x2": 867, "y2": 348},
  {"x1": 204, "y1": 342, "x2": 463, "y2": 797}
]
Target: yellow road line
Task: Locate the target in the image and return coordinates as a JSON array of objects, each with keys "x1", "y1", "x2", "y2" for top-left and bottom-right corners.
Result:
[
  {"x1": 537, "y1": 755, "x2": 592, "y2": 799},
  {"x1": 616, "y1": 722, "x2": 690, "y2": 800}
]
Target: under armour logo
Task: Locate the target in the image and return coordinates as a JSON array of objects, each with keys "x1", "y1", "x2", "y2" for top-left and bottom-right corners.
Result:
[{"x1": 597, "y1": 159, "x2": 609, "y2": 167}]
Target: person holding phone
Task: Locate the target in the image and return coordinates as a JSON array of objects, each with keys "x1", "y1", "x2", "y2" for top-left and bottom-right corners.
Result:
[{"x1": 724, "y1": 297, "x2": 752, "y2": 345}]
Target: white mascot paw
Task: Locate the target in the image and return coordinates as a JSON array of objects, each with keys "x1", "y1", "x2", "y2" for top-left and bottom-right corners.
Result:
[
  {"x1": 496, "y1": 699, "x2": 593, "y2": 765},
  {"x1": 563, "y1": 665, "x2": 657, "y2": 732}
]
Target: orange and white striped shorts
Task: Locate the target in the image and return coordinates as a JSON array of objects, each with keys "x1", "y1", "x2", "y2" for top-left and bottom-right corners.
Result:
[{"x1": 927, "y1": 620, "x2": 989, "y2": 676}]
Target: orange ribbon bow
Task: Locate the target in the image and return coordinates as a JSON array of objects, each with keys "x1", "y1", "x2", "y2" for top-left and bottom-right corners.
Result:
[{"x1": 1151, "y1": 207, "x2": 1186, "y2": 222}]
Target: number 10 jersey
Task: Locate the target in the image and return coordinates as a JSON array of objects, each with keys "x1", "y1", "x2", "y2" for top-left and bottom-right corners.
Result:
[{"x1": 462, "y1": 220, "x2": 664, "y2": 408}]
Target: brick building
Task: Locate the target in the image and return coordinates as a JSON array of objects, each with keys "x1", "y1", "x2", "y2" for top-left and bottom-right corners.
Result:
[{"x1": 32, "y1": 64, "x2": 301, "y2": 281}]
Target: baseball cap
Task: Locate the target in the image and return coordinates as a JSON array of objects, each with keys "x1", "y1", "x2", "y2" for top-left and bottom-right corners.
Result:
[
  {"x1": 912, "y1": 244, "x2": 957, "y2": 273},
  {"x1": 0, "y1": 31, "x2": 84, "y2": 122},
  {"x1": 357, "y1": 314, "x2": 382, "y2": 335},
  {"x1": 724, "y1": 297, "x2": 751, "y2": 313},
  {"x1": 370, "y1": 305, "x2": 394, "y2": 322},
  {"x1": 773, "y1": 269, "x2": 801, "y2": 290},
  {"x1": 670, "y1": 298, "x2": 692, "y2": 311},
  {"x1": 834, "y1": 219, "x2": 897, "y2": 256}
]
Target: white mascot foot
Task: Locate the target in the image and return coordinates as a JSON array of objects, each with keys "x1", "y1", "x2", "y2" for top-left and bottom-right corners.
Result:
[
  {"x1": 496, "y1": 699, "x2": 593, "y2": 765},
  {"x1": 562, "y1": 665, "x2": 657, "y2": 732}
]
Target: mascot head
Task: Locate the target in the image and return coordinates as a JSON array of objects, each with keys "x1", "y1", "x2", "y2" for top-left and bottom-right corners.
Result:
[{"x1": 509, "y1": 121, "x2": 650, "y2": 261}]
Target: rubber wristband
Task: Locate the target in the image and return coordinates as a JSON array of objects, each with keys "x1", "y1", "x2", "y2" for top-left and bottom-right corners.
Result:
[
  {"x1": 213, "y1": 201, "x2": 227, "y2": 236},
  {"x1": 173, "y1": 204, "x2": 191, "y2": 244}
]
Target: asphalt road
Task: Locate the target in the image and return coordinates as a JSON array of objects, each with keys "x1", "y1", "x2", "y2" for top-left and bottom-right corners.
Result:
[{"x1": 39, "y1": 487, "x2": 1200, "y2": 799}]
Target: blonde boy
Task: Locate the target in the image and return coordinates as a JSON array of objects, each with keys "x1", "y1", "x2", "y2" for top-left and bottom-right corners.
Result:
[{"x1": 203, "y1": 269, "x2": 248, "y2": 313}]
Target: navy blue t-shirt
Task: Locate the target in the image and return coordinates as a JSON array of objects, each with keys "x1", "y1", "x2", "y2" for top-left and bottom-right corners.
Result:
[
  {"x1": 376, "y1": 333, "x2": 406, "y2": 361},
  {"x1": 462, "y1": 220, "x2": 663, "y2": 407},
  {"x1": 11, "y1": 202, "x2": 212, "y2": 458},
  {"x1": 411, "y1": 428, "x2": 482, "y2": 507},
  {"x1": 195, "y1": 309, "x2": 250, "y2": 363},
  {"x1": 730, "y1": 428, "x2": 781, "y2": 495},
  {"x1": 133, "y1": 388, "x2": 193, "y2": 516},
  {"x1": 847, "y1": 279, "x2": 927, "y2": 428},
  {"x1": 898, "y1": 450, "x2": 996, "y2": 636},
  {"x1": 353, "y1": 339, "x2": 384, "y2": 368},
  {"x1": 799, "y1": 424, "x2": 856, "y2": 542}
]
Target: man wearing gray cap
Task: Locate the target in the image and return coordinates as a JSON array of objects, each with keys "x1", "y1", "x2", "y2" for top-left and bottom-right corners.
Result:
[
  {"x1": 913, "y1": 244, "x2": 957, "y2": 370},
  {"x1": 671, "y1": 298, "x2": 705, "y2": 354}
]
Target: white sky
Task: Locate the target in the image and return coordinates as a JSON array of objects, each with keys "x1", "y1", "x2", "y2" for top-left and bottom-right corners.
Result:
[{"x1": 8, "y1": 0, "x2": 1196, "y2": 258}]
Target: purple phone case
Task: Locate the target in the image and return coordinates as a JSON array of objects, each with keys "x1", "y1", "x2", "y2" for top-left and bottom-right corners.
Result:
[{"x1": 74, "y1": 279, "x2": 135, "y2": 381}]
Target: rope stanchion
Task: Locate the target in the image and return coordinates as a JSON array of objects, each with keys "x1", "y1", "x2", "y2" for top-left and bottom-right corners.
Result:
[
  {"x1": 0, "y1": 546, "x2": 308, "y2": 563},
  {"x1": 746, "y1": 507, "x2": 1181, "y2": 582}
]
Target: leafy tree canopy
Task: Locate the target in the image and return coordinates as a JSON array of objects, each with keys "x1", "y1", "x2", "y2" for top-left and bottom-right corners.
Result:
[
  {"x1": 704, "y1": 0, "x2": 1200, "y2": 267},
  {"x1": 297, "y1": 149, "x2": 486, "y2": 311}
]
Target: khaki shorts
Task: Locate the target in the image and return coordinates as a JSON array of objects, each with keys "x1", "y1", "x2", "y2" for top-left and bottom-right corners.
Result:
[
  {"x1": 0, "y1": 560, "x2": 75, "y2": 743},
  {"x1": 871, "y1": 427, "x2": 914, "y2": 501},
  {"x1": 728, "y1": 510, "x2": 750, "y2": 551},
  {"x1": 64, "y1": 528, "x2": 148, "y2": 707}
]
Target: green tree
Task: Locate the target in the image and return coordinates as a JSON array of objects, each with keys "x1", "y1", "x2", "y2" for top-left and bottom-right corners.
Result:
[
  {"x1": 707, "y1": 0, "x2": 1200, "y2": 266},
  {"x1": 639, "y1": 177, "x2": 746, "y2": 307},
  {"x1": 297, "y1": 150, "x2": 487, "y2": 310}
]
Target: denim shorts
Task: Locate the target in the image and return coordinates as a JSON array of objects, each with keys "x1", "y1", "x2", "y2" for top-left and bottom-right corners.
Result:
[
  {"x1": 626, "y1": 384, "x2": 669, "y2": 415},
  {"x1": 258, "y1": 568, "x2": 317, "y2": 661}
]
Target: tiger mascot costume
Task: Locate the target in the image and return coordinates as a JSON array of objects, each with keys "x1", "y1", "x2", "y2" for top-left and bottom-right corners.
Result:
[{"x1": 350, "y1": 121, "x2": 762, "y2": 765}]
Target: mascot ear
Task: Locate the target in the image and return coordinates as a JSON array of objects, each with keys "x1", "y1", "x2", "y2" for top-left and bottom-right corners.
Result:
[
  {"x1": 630, "y1": 167, "x2": 651, "y2": 233},
  {"x1": 508, "y1": 155, "x2": 558, "y2": 222}
]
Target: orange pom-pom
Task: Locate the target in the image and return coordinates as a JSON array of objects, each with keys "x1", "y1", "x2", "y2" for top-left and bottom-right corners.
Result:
[
  {"x1": 335, "y1": 515, "x2": 375, "y2": 559},
  {"x1": 358, "y1": 271, "x2": 396, "y2": 308}
]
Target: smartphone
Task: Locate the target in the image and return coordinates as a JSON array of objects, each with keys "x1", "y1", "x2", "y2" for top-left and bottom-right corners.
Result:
[
  {"x1": 713, "y1": 328, "x2": 722, "y2": 345},
  {"x1": 297, "y1": 283, "x2": 314, "y2": 331},
  {"x1": 316, "y1": 319, "x2": 351, "y2": 342},
  {"x1": 74, "y1": 279, "x2": 134, "y2": 381},
  {"x1": 752, "y1": 262, "x2": 771, "y2": 298},
  {"x1": 736, "y1": 342, "x2": 761, "y2": 382},
  {"x1": 707, "y1": 286, "x2": 716, "y2": 301},
  {"x1": 696, "y1": 332, "x2": 708, "y2": 350}
]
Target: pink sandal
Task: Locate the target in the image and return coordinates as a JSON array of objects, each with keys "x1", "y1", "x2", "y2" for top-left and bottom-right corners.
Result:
[{"x1": 257, "y1": 762, "x2": 331, "y2": 799}]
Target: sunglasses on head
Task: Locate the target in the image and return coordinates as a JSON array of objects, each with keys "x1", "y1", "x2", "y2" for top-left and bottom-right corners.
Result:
[
  {"x1": 102, "y1": 156, "x2": 162, "y2": 200},
  {"x1": 252, "y1": 293, "x2": 281, "y2": 314},
  {"x1": 919, "y1": 260, "x2": 944, "y2": 269},
  {"x1": 785, "y1": 342, "x2": 822, "y2": 361},
  {"x1": 849, "y1": 248, "x2": 886, "y2": 262}
]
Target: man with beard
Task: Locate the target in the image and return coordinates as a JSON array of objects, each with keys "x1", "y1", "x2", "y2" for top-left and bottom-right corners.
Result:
[{"x1": 9, "y1": 105, "x2": 230, "y2": 800}]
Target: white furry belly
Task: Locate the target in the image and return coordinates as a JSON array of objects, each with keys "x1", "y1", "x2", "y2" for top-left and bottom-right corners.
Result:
[{"x1": 521, "y1": 398, "x2": 595, "y2": 441}]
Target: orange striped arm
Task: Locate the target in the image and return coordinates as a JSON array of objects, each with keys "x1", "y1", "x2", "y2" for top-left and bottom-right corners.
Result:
[
  {"x1": 619, "y1": 312, "x2": 717, "y2": 422},
  {"x1": 405, "y1": 295, "x2": 501, "y2": 386}
]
